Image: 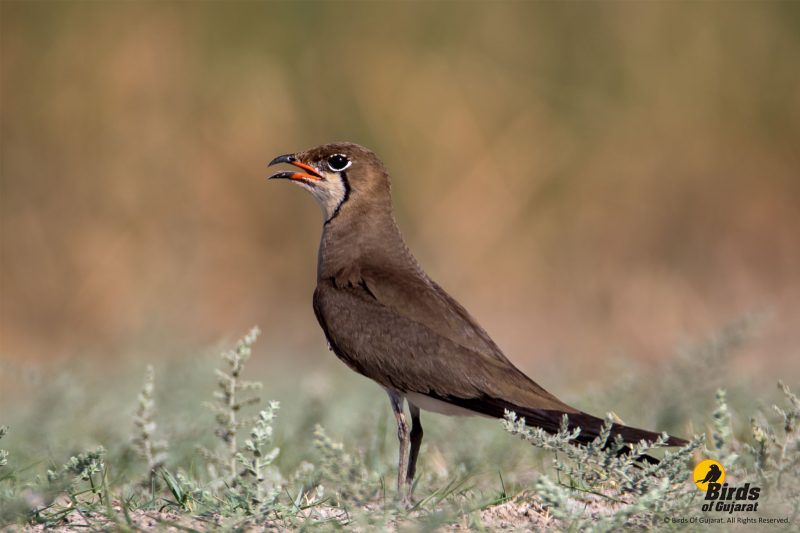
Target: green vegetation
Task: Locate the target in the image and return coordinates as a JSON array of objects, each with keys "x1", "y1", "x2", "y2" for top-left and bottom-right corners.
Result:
[{"x1": 0, "y1": 322, "x2": 797, "y2": 530}]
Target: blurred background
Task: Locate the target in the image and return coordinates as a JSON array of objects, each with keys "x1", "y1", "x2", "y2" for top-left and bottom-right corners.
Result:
[{"x1": 2, "y1": 2, "x2": 799, "y2": 389}]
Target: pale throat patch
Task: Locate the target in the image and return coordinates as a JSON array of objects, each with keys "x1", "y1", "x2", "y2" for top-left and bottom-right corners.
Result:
[{"x1": 296, "y1": 172, "x2": 347, "y2": 221}]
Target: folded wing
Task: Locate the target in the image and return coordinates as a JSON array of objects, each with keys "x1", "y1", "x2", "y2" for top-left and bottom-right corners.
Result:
[{"x1": 313, "y1": 270, "x2": 687, "y2": 447}]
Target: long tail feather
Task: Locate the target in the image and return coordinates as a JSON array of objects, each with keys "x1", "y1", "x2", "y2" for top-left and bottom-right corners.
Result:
[{"x1": 440, "y1": 394, "x2": 689, "y2": 448}]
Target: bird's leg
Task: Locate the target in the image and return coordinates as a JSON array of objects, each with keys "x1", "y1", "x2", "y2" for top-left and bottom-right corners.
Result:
[
  {"x1": 405, "y1": 404, "x2": 423, "y2": 502},
  {"x1": 387, "y1": 390, "x2": 409, "y2": 499}
]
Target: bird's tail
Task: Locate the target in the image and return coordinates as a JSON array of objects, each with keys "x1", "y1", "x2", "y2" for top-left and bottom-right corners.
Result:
[
  {"x1": 514, "y1": 407, "x2": 687, "y2": 445},
  {"x1": 515, "y1": 408, "x2": 687, "y2": 465},
  {"x1": 562, "y1": 410, "x2": 687, "y2": 447},
  {"x1": 431, "y1": 394, "x2": 688, "y2": 458}
]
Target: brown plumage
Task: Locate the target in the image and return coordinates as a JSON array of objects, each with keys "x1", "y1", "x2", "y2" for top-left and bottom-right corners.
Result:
[{"x1": 269, "y1": 142, "x2": 687, "y2": 502}]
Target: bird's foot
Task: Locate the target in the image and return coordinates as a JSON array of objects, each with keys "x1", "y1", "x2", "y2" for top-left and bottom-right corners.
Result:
[
  {"x1": 394, "y1": 491, "x2": 414, "y2": 509},
  {"x1": 400, "y1": 483, "x2": 416, "y2": 509},
  {"x1": 392, "y1": 489, "x2": 416, "y2": 510}
]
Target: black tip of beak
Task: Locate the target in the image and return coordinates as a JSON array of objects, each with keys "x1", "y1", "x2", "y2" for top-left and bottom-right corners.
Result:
[
  {"x1": 268, "y1": 171, "x2": 296, "y2": 181},
  {"x1": 268, "y1": 153, "x2": 298, "y2": 180},
  {"x1": 269, "y1": 153, "x2": 296, "y2": 167}
]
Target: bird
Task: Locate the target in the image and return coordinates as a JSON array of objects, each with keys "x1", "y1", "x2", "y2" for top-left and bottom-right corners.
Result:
[
  {"x1": 697, "y1": 464, "x2": 722, "y2": 484},
  {"x1": 268, "y1": 142, "x2": 688, "y2": 503}
]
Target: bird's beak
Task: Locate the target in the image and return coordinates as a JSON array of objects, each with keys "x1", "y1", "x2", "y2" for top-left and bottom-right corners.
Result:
[{"x1": 268, "y1": 153, "x2": 323, "y2": 181}]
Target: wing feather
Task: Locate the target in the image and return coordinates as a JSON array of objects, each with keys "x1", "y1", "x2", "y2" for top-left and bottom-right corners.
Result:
[
  {"x1": 313, "y1": 276, "x2": 574, "y2": 412},
  {"x1": 313, "y1": 275, "x2": 688, "y2": 447}
]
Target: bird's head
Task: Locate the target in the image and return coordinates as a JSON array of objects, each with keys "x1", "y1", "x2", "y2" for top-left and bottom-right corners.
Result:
[{"x1": 268, "y1": 142, "x2": 390, "y2": 222}]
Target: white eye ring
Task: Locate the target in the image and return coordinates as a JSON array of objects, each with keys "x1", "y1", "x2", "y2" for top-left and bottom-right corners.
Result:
[{"x1": 326, "y1": 154, "x2": 352, "y2": 172}]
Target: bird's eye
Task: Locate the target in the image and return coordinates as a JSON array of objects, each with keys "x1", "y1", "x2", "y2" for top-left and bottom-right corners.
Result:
[{"x1": 326, "y1": 154, "x2": 351, "y2": 172}]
